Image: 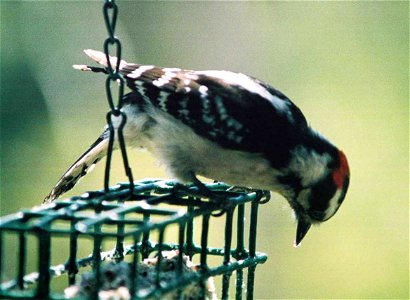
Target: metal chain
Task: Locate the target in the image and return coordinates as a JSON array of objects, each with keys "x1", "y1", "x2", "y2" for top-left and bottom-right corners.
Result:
[{"x1": 102, "y1": 0, "x2": 134, "y2": 196}]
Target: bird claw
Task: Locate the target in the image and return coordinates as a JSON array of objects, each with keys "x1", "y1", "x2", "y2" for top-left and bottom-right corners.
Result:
[
  {"x1": 171, "y1": 177, "x2": 234, "y2": 217},
  {"x1": 208, "y1": 193, "x2": 236, "y2": 217},
  {"x1": 227, "y1": 186, "x2": 271, "y2": 204},
  {"x1": 174, "y1": 176, "x2": 270, "y2": 217},
  {"x1": 256, "y1": 190, "x2": 271, "y2": 204}
]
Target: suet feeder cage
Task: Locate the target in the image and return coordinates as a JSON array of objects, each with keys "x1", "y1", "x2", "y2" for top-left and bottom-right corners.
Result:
[{"x1": 0, "y1": 180, "x2": 268, "y2": 299}]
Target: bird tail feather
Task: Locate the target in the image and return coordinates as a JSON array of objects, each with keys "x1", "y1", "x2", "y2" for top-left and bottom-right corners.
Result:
[
  {"x1": 44, "y1": 132, "x2": 109, "y2": 203},
  {"x1": 72, "y1": 49, "x2": 137, "y2": 74},
  {"x1": 47, "y1": 49, "x2": 132, "y2": 203}
]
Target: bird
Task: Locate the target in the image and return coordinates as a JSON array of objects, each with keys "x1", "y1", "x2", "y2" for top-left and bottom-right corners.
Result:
[{"x1": 44, "y1": 49, "x2": 350, "y2": 246}]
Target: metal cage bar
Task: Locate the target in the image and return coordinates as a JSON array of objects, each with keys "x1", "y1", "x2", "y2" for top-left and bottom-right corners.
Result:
[{"x1": 0, "y1": 179, "x2": 267, "y2": 299}]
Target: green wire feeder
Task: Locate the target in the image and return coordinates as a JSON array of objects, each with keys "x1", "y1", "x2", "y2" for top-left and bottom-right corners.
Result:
[{"x1": 0, "y1": 179, "x2": 268, "y2": 300}]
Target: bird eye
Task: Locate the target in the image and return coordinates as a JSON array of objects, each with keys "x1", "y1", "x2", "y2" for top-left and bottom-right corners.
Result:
[
  {"x1": 307, "y1": 209, "x2": 326, "y2": 221},
  {"x1": 309, "y1": 176, "x2": 336, "y2": 211}
]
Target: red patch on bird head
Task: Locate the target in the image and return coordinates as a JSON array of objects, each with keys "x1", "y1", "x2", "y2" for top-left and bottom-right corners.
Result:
[{"x1": 332, "y1": 150, "x2": 349, "y2": 189}]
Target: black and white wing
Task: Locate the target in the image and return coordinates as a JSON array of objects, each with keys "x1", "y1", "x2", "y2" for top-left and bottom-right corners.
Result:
[{"x1": 84, "y1": 50, "x2": 308, "y2": 168}]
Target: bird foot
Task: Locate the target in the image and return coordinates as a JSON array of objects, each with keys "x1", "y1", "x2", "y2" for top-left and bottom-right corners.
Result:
[
  {"x1": 226, "y1": 186, "x2": 271, "y2": 204},
  {"x1": 172, "y1": 176, "x2": 234, "y2": 217}
]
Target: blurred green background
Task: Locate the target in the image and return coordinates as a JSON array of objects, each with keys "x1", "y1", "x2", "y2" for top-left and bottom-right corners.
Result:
[{"x1": 1, "y1": 1, "x2": 408, "y2": 299}]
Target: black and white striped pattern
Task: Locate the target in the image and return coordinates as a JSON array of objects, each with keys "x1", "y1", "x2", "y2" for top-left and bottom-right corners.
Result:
[
  {"x1": 46, "y1": 50, "x2": 351, "y2": 247},
  {"x1": 83, "y1": 50, "x2": 309, "y2": 169}
]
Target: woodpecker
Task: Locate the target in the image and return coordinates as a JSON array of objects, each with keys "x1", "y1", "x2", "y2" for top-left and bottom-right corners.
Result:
[{"x1": 45, "y1": 49, "x2": 350, "y2": 246}]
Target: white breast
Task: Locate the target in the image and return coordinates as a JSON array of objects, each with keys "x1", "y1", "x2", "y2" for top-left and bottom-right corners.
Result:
[{"x1": 121, "y1": 104, "x2": 284, "y2": 192}]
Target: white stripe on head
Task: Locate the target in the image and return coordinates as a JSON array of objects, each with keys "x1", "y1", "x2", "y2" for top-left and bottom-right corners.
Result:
[
  {"x1": 324, "y1": 189, "x2": 342, "y2": 220},
  {"x1": 288, "y1": 146, "x2": 331, "y2": 187}
]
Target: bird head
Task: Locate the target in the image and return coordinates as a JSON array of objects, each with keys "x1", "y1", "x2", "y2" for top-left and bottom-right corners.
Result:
[{"x1": 287, "y1": 149, "x2": 350, "y2": 246}]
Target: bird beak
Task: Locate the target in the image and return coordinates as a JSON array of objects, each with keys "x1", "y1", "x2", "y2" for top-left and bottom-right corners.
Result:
[{"x1": 294, "y1": 218, "x2": 311, "y2": 247}]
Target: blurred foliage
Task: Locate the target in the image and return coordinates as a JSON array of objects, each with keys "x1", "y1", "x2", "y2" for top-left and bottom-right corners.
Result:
[{"x1": 0, "y1": 1, "x2": 408, "y2": 299}]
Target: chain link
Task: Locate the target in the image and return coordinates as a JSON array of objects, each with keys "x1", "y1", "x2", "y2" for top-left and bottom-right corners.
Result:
[{"x1": 102, "y1": 0, "x2": 134, "y2": 196}]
